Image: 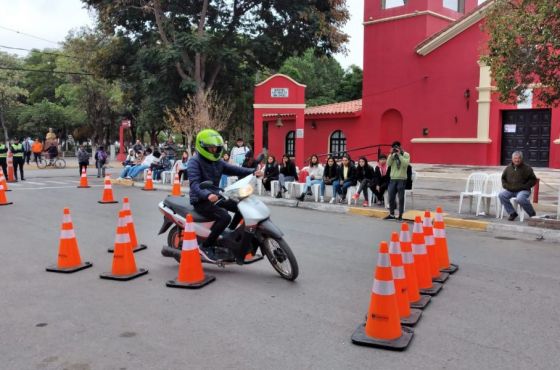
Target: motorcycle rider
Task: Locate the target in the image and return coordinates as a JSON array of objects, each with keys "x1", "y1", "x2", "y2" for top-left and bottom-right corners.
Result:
[{"x1": 188, "y1": 129, "x2": 262, "y2": 262}]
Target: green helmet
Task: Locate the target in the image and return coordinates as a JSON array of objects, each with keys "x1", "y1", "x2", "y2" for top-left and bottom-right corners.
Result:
[{"x1": 195, "y1": 129, "x2": 225, "y2": 161}]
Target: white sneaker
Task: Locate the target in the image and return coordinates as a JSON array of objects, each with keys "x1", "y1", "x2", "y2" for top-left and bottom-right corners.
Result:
[
  {"x1": 320, "y1": 196, "x2": 324, "y2": 203},
  {"x1": 329, "y1": 198, "x2": 335, "y2": 204}
]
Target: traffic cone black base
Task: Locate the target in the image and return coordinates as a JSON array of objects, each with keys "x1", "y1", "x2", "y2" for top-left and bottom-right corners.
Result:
[
  {"x1": 351, "y1": 324, "x2": 413, "y2": 351},
  {"x1": 46, "y1": 261, "x2": 92, "y2": 273},
  {"x1": 419, "y1": 282, "x2": 443, "y2": 296},
  {"x1": 243, "y1": 253, "x2": 264, "y2": 264},
  {"x1": 77, "y1": 186, "x2": 91, "y2": 188},
  {"x1": 166, "y1": 275, "x2": 216, "y2": 289},
  {"x1": 100, "y1": 268, "x2": 148, "y2": 281},
  {"x1": 0, "y1": 202, "x2": 13, "y2": 206},
  {"x1": 441, "y1": 263, "x2": 459, "y2": 274},
  {"x1": 141, "y1": 188, "x2": 156, "y2": 191},
  {"x1": 107, "y1": 244, "x2": 148, "y2": 253},
  {"x1": 433, "y1": 272, "x2": 450, "y2": 283},
  {"x1": 400, "y1": 309, "x2": 422, "y2": 327},
  {"x1": 410, "y1": 295, "x2": 431, "y2": 309},
  {"x1": 98, "y1": 200, "x2": 118, "y2": 204}
]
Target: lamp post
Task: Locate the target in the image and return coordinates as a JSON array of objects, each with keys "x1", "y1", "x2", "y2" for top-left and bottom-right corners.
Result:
[{"x1": 117, "y1": 119, "x2": 131, "y2": 161}]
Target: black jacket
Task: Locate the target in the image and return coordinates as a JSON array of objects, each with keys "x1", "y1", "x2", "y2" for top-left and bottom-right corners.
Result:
[
  {"x1": 322, "y1": 163, "x2": 338, "y2": 185},
  {"x1": 188, "y1": 154, "x2": 254, "y2": 204},
  {"x1": 264, "y1": 162, "x2": 279, "y2": 180},
  {"x1": 279, "y1": 161, "x2": 298, "y2": 181},
  {"x1": 501, "y1": 162, "x2": 537, "y2": 192},
  {"x1": 356, "y1": 163, "x2": 375, "y2": 182},
  {"x1": 337, "y1": 164, "x2": 357, "y2": 185},
  {"x1": 373, "y1": 166, "x2": 390, "y2": 188}
]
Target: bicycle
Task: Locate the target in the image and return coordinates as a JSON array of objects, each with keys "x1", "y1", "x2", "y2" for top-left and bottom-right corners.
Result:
[{"x1": 37, "y1": 156, "x2": 66, "y2": 169}]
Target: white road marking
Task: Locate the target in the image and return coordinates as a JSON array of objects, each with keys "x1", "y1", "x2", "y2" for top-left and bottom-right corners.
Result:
[
  {"x1": 24, "y1": 181, "x2": 46, "y2": 185},
  {"x1": 44, "y1": 181, "x2": 68, "y2": 184}
]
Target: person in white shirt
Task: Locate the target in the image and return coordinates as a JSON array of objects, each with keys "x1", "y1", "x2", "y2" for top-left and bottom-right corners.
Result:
[
  {"x1": 128, "y1": 149, "x2": 160, "y2": 178},
  {"x1": 229, "y1": 137, "x2": 250, "y2": 166},
  {"x1": 297, "y1": 154, "x2": 324, "y2": 202}
]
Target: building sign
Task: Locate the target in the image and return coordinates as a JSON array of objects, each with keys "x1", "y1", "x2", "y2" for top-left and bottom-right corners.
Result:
[
  {"x1": 504, "y1": 124, "x2": 516, "y2": 133},
  {"x1": 296, "y1": 128, "x2": 304, "y2": 138},
  {"x1": 271, "y1": 88, "x2": 289, "y2": 98}
]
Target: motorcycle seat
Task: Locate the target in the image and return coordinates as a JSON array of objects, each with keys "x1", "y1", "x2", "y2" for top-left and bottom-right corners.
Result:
[{"x1": 164, "y1": 196, "x2": 213, "y2": 223}]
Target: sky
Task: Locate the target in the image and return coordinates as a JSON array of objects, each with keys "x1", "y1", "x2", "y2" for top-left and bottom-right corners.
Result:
[{"x1": 0, "y1": 0, "x2": 364, "y2": 69}]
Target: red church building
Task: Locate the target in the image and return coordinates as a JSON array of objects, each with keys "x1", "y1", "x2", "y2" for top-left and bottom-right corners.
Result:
[{"x1": 254, "y1": 0, "x2": 560, "y2": 169}]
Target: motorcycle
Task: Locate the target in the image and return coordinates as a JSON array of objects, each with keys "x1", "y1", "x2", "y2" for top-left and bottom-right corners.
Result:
[{"x1": 158, "y1": 174, "x2": 299, "y2": 281}]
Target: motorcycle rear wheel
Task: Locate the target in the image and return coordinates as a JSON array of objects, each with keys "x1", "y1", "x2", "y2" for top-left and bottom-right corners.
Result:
[
  {"x1": 167, "y1": 226, "x2": 182, "y2": 262},
  {"x1": 261, "y1": 237, "x2": 299, "y2": 281}
]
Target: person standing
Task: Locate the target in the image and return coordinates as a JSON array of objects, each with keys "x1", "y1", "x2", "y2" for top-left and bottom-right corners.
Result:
[
  {"x1": 499, "y1": 151, "x2": 537, "y2": 221},
  {"x1": 384, "y1": 141, "x2": 410, "y2": 221},
  {"x1": 230, "y1": 138, "x2": 250, "y2": 166},
  {"x1": 23, "y1": 137, "x2": 32, "y2": 165},
  {"x1": 94, "y1": 146, "x2": 108, "y2": 178},
  {"x1": 0, "y1": 141, "x2": 7, "y2": 176},
  {"x1": 31, "y1": 138, "x2": 43, "y2": 164},
  {"x1": 163, "y1": 137, "x2": 177, "y2": 162},
  {"x1": 10, "y1": 137, "x2": 25, "y2": 181},
  {"x1": 77, "y1": 145, "x2": 90, "y2": 175}
]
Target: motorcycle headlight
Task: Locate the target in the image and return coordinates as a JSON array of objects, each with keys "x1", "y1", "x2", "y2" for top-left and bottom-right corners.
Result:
[{"x1": 225, "y1": 176, "x2": 256, "y2": 200}]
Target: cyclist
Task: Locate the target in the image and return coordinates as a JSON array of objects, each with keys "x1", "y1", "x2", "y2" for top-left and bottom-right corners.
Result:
[{"x1": 188, "y1": 129, "x2": 262, "y2": 262}]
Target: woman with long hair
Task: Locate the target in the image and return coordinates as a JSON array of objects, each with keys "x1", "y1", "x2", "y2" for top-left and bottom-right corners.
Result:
[
  {"x1": 276, "y1": 154, "x2": 298, "y2": 198},
  {"x1": 262, "y1": 155, "x2": 279, "y2": 193},
  {"x1": 297, "y1": 154, "x2": 324, "y2": 202}
]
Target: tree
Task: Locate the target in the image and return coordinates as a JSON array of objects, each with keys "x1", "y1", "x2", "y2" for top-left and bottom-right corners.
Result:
[
  {"x1": 0, "y1": 52, "x2": 28, "y2": 143},
  {"x1": 83, "y1": 0, "x2": 349, "y2": 120},
  {"x1": 164, "y1": 91, "x2": 232, "y2": 155},
  {"x1": 23, "y1": 51, "x2": 65, "y2": 104},
  {"x1": 336, "y1": 65, "x2": 362, "y2": 102},
  {"x1": 483, "y1": 0, "x2": 560, "y2": 106}
]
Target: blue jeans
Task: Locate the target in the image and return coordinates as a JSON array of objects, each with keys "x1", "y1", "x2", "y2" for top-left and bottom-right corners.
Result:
[
  {"x1": 120, "y1": 165, "x2": 134, "y2": 178},
  {"x1": 302, "y1": 177, "x2": 323, "y2": 194},
  {"x1": 220, "y1": 174, "x2": 228, "y2": 189},
  {"x1": 388, "y1": 179, "x2": 406, "y2": 216},
  {"x1": 128, "y1": 165, "x2": 149, "y2": 179},
  {"x1": 499, "y1": 190, "x2": 535, "y2": 216},
  {"x1": 333, "y1": 180, "x2": 353, "y2": 199}
]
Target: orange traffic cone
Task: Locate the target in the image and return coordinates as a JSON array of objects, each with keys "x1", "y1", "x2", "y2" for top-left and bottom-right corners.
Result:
[
  {"x1": 46, "y1": 208, "x2": 92, "y2": 273},
  {"x1": 166, "y1": 214, "x2": 215, "y2": 289},
  {"x1": 412, "y1": 216, "x2": 442, "y2": 296},
  {"x1": 100, "y1": 210, "x2": 148, "y2": 281},
  {"x1": 171, "y1": 173, "x2": 183, "y2": 196},
  {"x1": 108, "y1": 197, "x2": 147, "y2": 253},
  {"x1": 351, "y1": 241, "x2": 413, "y2": 350},
  {"x1": 142, "y1": 169, "x2": 156, "y2": 191},
  {"x1": 0, "y1": 168, "x2": 11, "y2": 191},
  {"x1": 389, "y1": 232, "x2": 422, "y2": 326},
  {"x1": 77, "y1": 168, "x2": 90, "y2": 188},
  {"x1": 434, "y1": 207, "x2": 459, "y2": 273},
  {"x1": 7, "y1": 152, "x2": 15, "y2": 182},
  {"x1": 0, "y1": 184, "x2": 13, "y2": 206},
  {"x1": 423, "y1": 210, "x2": 449, "y2": 283},
  {"x1": 98, "y1": 175, "x2": 118, "y2": 204},
  {"x1": 399, "y1": 223, "x2": 430, "y2": 309}
]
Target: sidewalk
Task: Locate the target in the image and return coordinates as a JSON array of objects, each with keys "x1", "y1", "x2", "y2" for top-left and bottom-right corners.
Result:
[{"x1": 116, "y1": 163, "x2": 560, "y2": 244}]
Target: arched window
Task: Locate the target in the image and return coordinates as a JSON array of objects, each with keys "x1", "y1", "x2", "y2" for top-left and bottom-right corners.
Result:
[
  {"x1": 329, "y1": 130, "x2": 346, "y2": 158},
  {"x1": 285, "y1": 131, "x2": 295, "y2": 157}
]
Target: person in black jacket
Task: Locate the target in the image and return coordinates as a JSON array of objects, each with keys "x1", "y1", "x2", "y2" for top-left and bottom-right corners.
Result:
[
  {"x1": 372, "y1": 154, "x2": 390, "y2": 205},
  {"x1": 262, "y1": 155, "x2": 279, "y2": 192},
  {"x1": 352, "y1": 156, "x2": 375, "y2": 206},
  {"x1": 276, "y1": 154, "x2": 298, "y2": 198},
  {"x1": 242, "y1": 150, "x2": 258, "y2": 169},
  {"x1": 321, "y1": 156, "x2": 338, "y2": 202},
  {"x1": 331, "y1": 154, "x2": 356, "y2": 203}
]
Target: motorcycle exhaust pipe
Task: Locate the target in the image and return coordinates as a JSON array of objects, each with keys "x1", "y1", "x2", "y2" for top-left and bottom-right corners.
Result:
[{"x1": 161, "y1": 245, "x2": 181, "y2": 259}]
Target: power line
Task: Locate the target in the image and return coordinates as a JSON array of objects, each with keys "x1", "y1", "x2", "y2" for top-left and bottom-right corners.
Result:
[
  {"x1": 0, "y1": 25, "x2": 59, "y2": 45},
  {"x1": 0, "y1": 66, "x2": 92, "y2": 76},
  {"x1": 0, "y1": 44, "x2": 85, "y2": 60}
]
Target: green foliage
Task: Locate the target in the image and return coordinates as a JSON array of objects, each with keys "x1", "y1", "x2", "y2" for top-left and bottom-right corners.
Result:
[
  {"x1": 0, "y1": 52, "x2": 29, "y2": 141},
  {"x1": 279, "y1": 49, "x2": 362, "y2": 106},
  {"x1": 23, "y1": 51, "x2": 65, "y2": 104},
  {"x1": 483, "y1": 0, "x2": 560, "y2": 106}
]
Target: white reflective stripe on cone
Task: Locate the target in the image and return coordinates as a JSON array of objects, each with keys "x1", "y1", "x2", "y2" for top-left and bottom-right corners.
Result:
[
  {"x1": 425, "y1": 236, "x2": 435, "y2": 245},
  {"x1": 377, "y1": 253, "x2": 391, "y2": 267},
  {"x1": 115, "y1": 232, "x2": 131, "y2": 244},
  {"x1": 181, "y1": 238, "x2": 199, "y2": 251},
  {"x1": 104, "y1": 185, "x2": 111, "y2": 189},
  {"x1": 412, "y1": 243, "x2": 427, "y2": 255},
  {"x1": 389, "y1": 241, "x2": 401, "y2": 254},
  {"x1": 413, "y1": 223, "x2": 423, "y2": 233},
  {"x1": 400, "y1": 232, "x2": 411, "y2": 242},
  {"x1": 372, "y1": 279, "x2": 396, "y2": 296},
  {"x1": 123, "y1": 203, "x2": 130, "y2": 211},
  {"x1": 392, "y1": 266, "x2": 405, "y2": 279},
  {"x1": 435, "y1": 213, "x2": 443, "y2": 222},
  {"x1": 423, "y1": 218, "x2": 433, "y2": 227},
  {"x1": 402, "y1": 252, "x2": 414, "y2": 264},
  {"x1": 127, "y1": 215, "x2": 134, "y2": 224},
  {"x1": 434, "y1": 228, "x2": 446, "y2": 238},
  {"x1": 62, "y1": 215, "x2": 72, "y2": 223},
  {"x1": 60, "y1": 229, "x2": 76, "y2": 239}
]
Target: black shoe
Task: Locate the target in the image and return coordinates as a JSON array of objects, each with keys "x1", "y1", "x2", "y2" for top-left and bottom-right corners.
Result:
[
  {"x1": 384, "y1": 214, "x2": 396, "y2": 220},
  {"x1": 275, "y1": 191, "x2": 282, "y2": 199},
  {"x1": 508, "y1": 212, "x2": 518, "y2": 221},
  {"x1": 306, "y1": 189, "x2": 313, "y2": 196},
  {"x1": 296, "y1": 193, "x2": 305, "y2": 202},
  {"x1": 397, "y1": 216, "x2": 403, "y2": 222},
  {"x1": 528, "y1": 211, "x2": 536, "y2": 218},
  {"x1": 199, "y1": 246, "x2": 218, "y2": 263},
  {"x1": 282, "y1": 186, "x2": 287, "y2": 192}
]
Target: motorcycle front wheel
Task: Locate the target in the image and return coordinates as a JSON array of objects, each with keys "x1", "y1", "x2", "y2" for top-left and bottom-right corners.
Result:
[{"x1": 261, "y1": 237, "x2": 299, "y2": 281}]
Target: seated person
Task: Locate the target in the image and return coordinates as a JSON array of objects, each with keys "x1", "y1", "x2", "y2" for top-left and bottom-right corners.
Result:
[
  {"x1": 297, "y1": 154, "x2": 324, "y2": 202},
  {"x1": 372, "y1": 154, "x2": 390, "y2": 205},
  {"x1": 46, "y1": 144, "x2": 58, "y2": 160},
  {"x1": 262, "y1": 155, "x2": 279, "y2": 193},
  {"x1": 119, "y1": 149, "x2": 148, "y2": 179},
  {"x1": 152, "y1": 152, "x2": 172, "y2": 181},
  {"x1": 499, "y1": 151, "x2": 537, "y2": 221},
  {"x1": 128, "y1": 149, "x2": 159, "y2": 179},
  {"x1": 351, "y1": 156, "x2": 375, "y2": 206}
]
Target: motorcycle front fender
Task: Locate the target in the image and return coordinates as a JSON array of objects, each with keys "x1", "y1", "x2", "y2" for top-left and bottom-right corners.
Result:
[{"x1": 257, "y1": 219, "x2": 284, "y2": 240}]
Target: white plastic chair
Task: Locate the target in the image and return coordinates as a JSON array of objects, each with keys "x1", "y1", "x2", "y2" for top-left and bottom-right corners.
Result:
[
  {"x1": 458, "y1": 172, "x2": 488, "y2": 214},
  {"x1": 476, "y1": 173, "x2": 502, "y2": 217},
  {"x1": 500, "y1": 198, "x2": 530, "y2": 222}
]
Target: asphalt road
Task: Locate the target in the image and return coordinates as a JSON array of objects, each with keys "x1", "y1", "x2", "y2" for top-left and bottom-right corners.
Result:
[{"x1": 1, "y1": 168, "x2": 559, "y2": 370}]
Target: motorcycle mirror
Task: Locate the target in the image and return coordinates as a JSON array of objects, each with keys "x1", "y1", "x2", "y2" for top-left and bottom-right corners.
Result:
[{"x1": 200, "y1": 181, "x2": 213, "y2": 189}]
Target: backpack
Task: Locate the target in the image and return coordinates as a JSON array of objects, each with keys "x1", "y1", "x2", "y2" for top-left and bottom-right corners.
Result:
[{"x1": 97, "y1": 150, "x2": 107, "y2": 163}]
